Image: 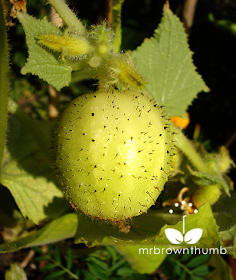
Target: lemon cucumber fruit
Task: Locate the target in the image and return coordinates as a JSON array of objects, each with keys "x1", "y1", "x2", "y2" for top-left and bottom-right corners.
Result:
[{"x1": 55, "y1": 90, "x2": 174, "y2": 222}]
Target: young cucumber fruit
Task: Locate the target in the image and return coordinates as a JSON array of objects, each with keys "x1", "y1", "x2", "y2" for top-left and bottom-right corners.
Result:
[{"x1": 55, "y1": 90, "x2": 174, "y2": 221}]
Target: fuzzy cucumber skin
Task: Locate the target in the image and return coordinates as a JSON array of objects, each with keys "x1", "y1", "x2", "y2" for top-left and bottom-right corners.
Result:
[{"x1": 55, "y1": 90, "x2": 174, "y2": 220}]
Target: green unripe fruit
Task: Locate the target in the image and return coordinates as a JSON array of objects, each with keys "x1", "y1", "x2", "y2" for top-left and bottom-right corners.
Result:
[
  {"x1": 55, "y1": 90, "x2": 174, "y2": 221},
  {"x1": 191, "y1": 184, "x2": 221, "y2": 208}
]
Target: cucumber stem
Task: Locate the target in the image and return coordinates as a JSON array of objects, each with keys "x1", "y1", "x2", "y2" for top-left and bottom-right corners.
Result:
[
  {"x1": 47, "y1": 0, "x2": 86, "y2": 34},
  {"x1": 173, "y1": 127, "x2": 213, "y2": 174}
]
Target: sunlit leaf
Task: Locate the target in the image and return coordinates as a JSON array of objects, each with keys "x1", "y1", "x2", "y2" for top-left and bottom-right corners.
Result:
[{"x1": 133, "y1": 4, "x2": 209, "y2": 118}]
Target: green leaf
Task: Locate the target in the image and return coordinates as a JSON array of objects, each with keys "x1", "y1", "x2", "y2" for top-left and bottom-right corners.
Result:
[
  {"x1": 40, "y1": 264, "x2": 58, "y2": 272},
  {"x1": 74, "y1": 207, "x2": 183, "y2": 246},
  {"x1": 0, "y1": 115, "x2": 68, "y2": 224},
  {"x1": 212, "y1": 192, "x2": 236, "y2": 256},
  {"x1": 173, "y1": 263, "x2": 181, "y2": 276},
  {"x1": 179, "y1": 252, "x2": 192, "y2": 262},
  {"x1": 75, "y1": 203, "x2": 220, "y2": 247},
  {"x1": 17, "y1": 12, "x2": 72, "y2": 90},
  {"x1": 191, "y1": 265, "x2": 211, "y2": 276},
  {"x1": 208, "y1": 13, "x2": 236, "y2": 37},
  {"x1": 179, "y1": 270, "x2": 187, "y2": 280},
  {"x1": 73, "y1": 204, "x2": 219, "y2": 274},
  {"x1": 114, "y1": 244, "x2": 167, "y2": 274},
  {"x1": 186, "y1": 254, "x2": 209, "y2": 268},
  {"x1": 87, "y1": 256, "x2": 109, "y2": 271},
  {"x1": 0, "y1": 213, "x2": 78, "y2": 253},
  {"x1": 87, "y1": 262, "x2": 108, "y2": 279},
  {"x1": 34, "y1": 256, "x2": 50, "y2": 262},
  {"x1": 133, "y1": 4, "x2": 209, "y2": 118},
  {"x1": 157, "y1": 204, "x2": 221, "y2": 248},
  {"x1": 82, "y1": 270, "x2": 97, "y2": 280},
  {"x1": 54, "y1": 246, "x2": 61, "y2": 264},
  {"x1": 0, "y1": 2, "x2": 9, "y2": 177},
  {"x1": 188, "y1": 167, "x2": 230, "y2": 197},
  {"x1": 106, "y1": 245, "x2": 118, "y2": 265},
  {"x1": 44, "y1": 270, "x2": 66, "y2": 280},
  {"x1": 5, "y1": 263, "x2": 28, "y2": 280},
  {"x1": 66, "y1": 248, "x2": 73, "y2": 270},
  {"x1": 110, "y1": 258, "x2": 127, "y2": 272},
  {"x1": 116, "y1": 266, "x2": 136, "y2": 276},
  {"x1": 189, "y1": 276, "x2": 204, "y2": 280}
]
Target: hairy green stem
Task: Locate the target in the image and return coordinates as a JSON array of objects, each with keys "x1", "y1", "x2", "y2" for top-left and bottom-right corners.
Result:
[
  {"x1": 173, "y1": 126, "x2": 230, "y2": 196},
  {"x1": 173, "y1": 127, "x2": 213, "y2": 174},
  {"x1": 8, "y1": 100, "x2": 51, "y2": 164},
  {"x1": 112, "y1": 0, "x2": 125, "y2": 53},
  {"x1": 47, "y1": 0, "x2": 86, "y2": 33},
  {"x1": 0, "y1": 2, "x2": 9, "y2": 179}
]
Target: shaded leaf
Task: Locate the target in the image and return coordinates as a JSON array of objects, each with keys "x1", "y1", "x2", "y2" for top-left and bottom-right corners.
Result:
[
  {"x1": 54, "y1": 246, "x2": 61, "y2": 264},
  {"x1": 116, "y1": 266, "x2": 136, "y2": 276},
  {"x1": 0, "y1": 213, "x2": 78, "y2": 253},
  {"x1": 191, "y1": 265, "x2": 211, "y2": 276},
  {"x1": 179, "y1": 270, "x2": 187, "y2": 280},
  {"x1": 40, "y1": 264, "x2": 57, "y2": 272},
  {"x1": 0, "y1": 115, "x2": 68, "y2": 224},
  {"x1": 204, "y1": 254, "x2": 233, "y2": 280},
  {"x1": 179, "y1": 252, "x2": 192, "y2": 262},
  {"x1": 82, "y1": 270, "x2": 97, "y2": 280},
  {"x1": 189, "y1": 276, "x2": 204, "y2": 280},
  {"x1": 173, "y1": 264, "x2": 181, "y2": 276},
  {"x1": 87, "y1": 256, "x2": 110, "y2": 271},
  {"x1": 87, "y1": 262, "x2": 108, "y2": 279},
  {"x1": 186, "y1": 254, "x2": 209, "y2": 268},
  {"x1": 44, "y1": 270, "x2": 66, "y2": 280},
  {"x1": 66, "y1": 248, "x2": 73, "y2": 270}
]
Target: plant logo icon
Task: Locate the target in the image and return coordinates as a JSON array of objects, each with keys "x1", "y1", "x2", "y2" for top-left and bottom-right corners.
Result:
[{"x1": 165, "y1": 215, "x2": 203, "y2": 244}]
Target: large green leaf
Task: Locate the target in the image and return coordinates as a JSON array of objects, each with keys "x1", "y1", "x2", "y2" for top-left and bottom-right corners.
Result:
[
  {"x1": 74, "y1": 208, "x2": 182, "y2": 246},
  {"x1": 0, "y1": 213, "x2": 78, "y2": 253},
  {"x1": 114, "y1": 204, "x2": 221, "y2": 274},
  {"x1": 17, "y1": 12, "x2": 71, "y2": 90},
  {"x1": 0, "y1": 115, "x2": 68, "y2": 224},
  {"x1": 75, "y1": 203, "x2": 221, "y2": 274},
  {"x1": 133, "y1": 4, "x2": 209, "y2": 118},
  {"x1": 75, "y1": 204, "x2": 220, "y2": 249}
]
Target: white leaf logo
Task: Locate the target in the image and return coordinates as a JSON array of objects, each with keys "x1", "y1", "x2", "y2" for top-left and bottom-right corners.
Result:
[
  {"x1": 184, "y1": 228, "x2": 203, "y2": 244},
  {"x1": 165, "y1": 228, "x2": 183, "y2": 244},
  {"x1": 165, "y1": 215, "x2": 203, "y2": 245}
]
